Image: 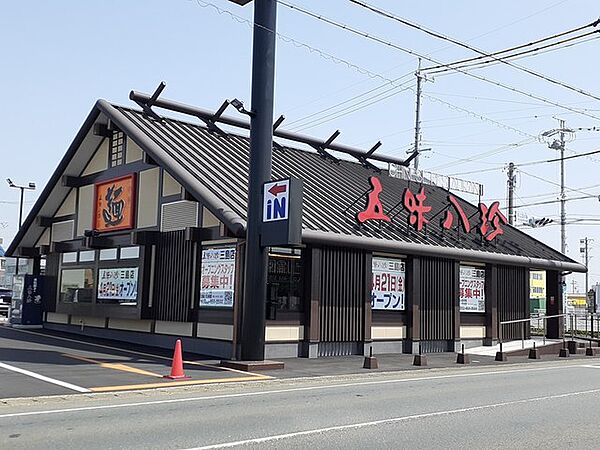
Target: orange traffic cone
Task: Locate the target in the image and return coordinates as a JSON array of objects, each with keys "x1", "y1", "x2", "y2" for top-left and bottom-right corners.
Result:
[{"x1": 164, "y1": 339, "x2": 190, "y2": 379}]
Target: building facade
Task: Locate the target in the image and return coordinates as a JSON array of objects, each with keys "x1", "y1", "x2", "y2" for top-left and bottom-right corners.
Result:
[{"x1": 7, "y1": 96, "x2": 586, "y2": 359}]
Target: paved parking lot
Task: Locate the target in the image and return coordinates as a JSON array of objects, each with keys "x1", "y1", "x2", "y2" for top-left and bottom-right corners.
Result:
[{"x1": 0, "y1": 325, "x2": 269, "y2": 399}]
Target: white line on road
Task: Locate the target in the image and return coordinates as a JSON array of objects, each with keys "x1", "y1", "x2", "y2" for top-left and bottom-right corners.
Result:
[
  {"x1": 0, "y1": 363, "x2": 589, "y2": 419},
  {"x1": 182, "y1": 388, "x2": 600, "y2": 449},
  {"x1": 580, "y1": 365, "x2": 600, "y2": 369},
  {"x1": 0, "y1": 362, "x2": 90, "y2": 393}
]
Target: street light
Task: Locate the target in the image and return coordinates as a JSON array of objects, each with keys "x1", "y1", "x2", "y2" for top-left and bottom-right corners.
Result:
[{"x1": 6, "y1": 178, "x2": 36, "y2": 275}]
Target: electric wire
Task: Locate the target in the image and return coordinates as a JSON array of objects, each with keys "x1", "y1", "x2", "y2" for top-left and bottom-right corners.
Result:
[
  {"x1": 429, "y1": 33, "x2": 600, "y2": 75},
  {"x1": 278, "y1": 1, "x2": 600, "y2": 121},
  {"x1": 348, "y1": 0, "x2": 600, "y2": 103}
]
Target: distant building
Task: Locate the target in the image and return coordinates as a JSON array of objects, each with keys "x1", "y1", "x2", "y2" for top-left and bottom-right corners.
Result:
[{"x1": 529, "y1": 270, "x2": 546, "y2": 314}]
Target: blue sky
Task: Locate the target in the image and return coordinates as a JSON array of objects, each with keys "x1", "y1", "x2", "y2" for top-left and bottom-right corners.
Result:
[{"x1": 1, "y1": 0, "x2": 599, "y2": 290}]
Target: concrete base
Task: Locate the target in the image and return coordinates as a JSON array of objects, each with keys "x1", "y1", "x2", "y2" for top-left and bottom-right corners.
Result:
[
  {"x1": 265, "y1": 342, "x2": 303, "y2": 359},
  {"x1": 456, "y1": 353, "x2": 470, "y2": 364},
  {"x1": 567, "y1": 340, "x2": 578, "y2": 355},
  {"x1": 586, "y1": 347, "x2": 595, "y2": 356},
  {"x1": 363, "y1": 356, "x2": 379, "y2": 369},
  {"x1": 303, "y1": 342, "x2": 319, "y2": 359},
  {"x1": 371, "y1": 340, "x2": 404, "y2": 354},
  {"x1": 44, "y1": 322, "x2": 234, "y2": 359},
  {"x1": 9, "y1": 324, "x2": 43, "y2": 329},
  {"x1": 413, "y1": 354, "x2": 427, "y2": 366},
  {"x1": 220, "y1": 360, "x2": 284, "y2": 371},
  {"x1": 528, "y1": 348, "x2": 541, "y2": 359},
  {"x1": 559, "y1": 348, "x2": 570, "y2": 358},
  {"x1": 495, "y1": 351, "x2": 508, "y2": 361}
]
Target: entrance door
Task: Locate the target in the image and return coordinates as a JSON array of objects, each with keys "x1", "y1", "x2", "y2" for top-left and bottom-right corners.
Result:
[{"x1": 318, "y1": 247, "x2": 366, "y2": 356}]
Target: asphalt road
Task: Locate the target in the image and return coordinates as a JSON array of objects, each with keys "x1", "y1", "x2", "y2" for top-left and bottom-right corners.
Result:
[{"x1": 2, "y1": 360, "x2": 600, "y2": 449}]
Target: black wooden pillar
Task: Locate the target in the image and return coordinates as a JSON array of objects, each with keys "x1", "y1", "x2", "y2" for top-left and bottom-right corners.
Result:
[
  {"x1": 362, "y1": 252, "x2": 373, "y2": 356},
  {"x1": 406, "y1": 256, "x2": 421, "y2": 353},
  {"x1": 484, "y1": 264, "x2": 498, "y2": 345},
  {"x1": 546, "y1": 270, "x2": 564, "y2": 339},
  {"x1": 452, "y1": 261, "x2": 461, "y2": 351},
  {"x1": 304, "y1": 247, "x2": 321, "y2": 358}
]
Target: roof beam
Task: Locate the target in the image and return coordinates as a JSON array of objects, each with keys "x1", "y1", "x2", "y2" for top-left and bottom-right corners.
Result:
[{"x1": 129, "y1": 90, "x2": 410, "y2": 167}]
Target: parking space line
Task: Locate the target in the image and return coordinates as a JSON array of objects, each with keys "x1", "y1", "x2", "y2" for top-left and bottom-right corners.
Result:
[
  {"x1": 62, "y1": 353, "x2": 163, "y2": 378},
  {"x1": 89, "y1": 374, "x2": 272, "y2": 392},
  {"x1": 0, "y1": 362, "x2": 91, "y2": 393},
  {"x1": 7, "y1": 327, "x2": 265, "y2": 377}
]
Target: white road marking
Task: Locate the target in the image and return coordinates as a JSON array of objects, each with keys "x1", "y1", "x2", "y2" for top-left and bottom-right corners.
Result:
[
  {"x1": 0, "y1": 363, "x2": 589, "y2": 419},
  {"x1": 182, "y1": 388, "x2": 600, "y2": 449},
  {"x1": 0, "y1": 362, "x2": 90, "y2": 393},
  {"x1": 580, "y1": 365, "x2": 600, "y2": 369},
  {"x1": 3, "y1": 327, "x2": 253, "y2": 376}
]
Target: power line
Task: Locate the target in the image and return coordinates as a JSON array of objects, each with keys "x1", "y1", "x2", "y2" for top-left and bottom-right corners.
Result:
[
  {"x1": 278, "y1": 1, "x2": 600, "y2": 121},
  {"x1": 348, "y1": 0, "x2": 600, "y2": 104},
  {"x1": 286, "y1": 78, "x2": 413, "y2": 131},
  {"x1": 193, "y1": 0, "x2": 531, "y2": 141},
  {"x1": 425, "y1": 25, "x2": 596, "y2": 72},
  {"x1": 429, "y1": 33, "x2": 600, "y2": 75}
]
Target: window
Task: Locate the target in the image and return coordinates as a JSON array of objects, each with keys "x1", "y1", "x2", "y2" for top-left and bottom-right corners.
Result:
[
  {"x1": 79, "y1": 250, "x2": 96, "y2": 262},
  {"x1": 62, "y1": 252, "x2": 78, "y2": 264},
  {"x1": 109, "y1": 129, "x2": 126, "y2": 167},
  {"x1": 60, "y1": 268, "x2": 94, "y2": 303},
  {"x1": 120, "y1": 246, "x2": 140, "y2": 259},
  {"x1": 99, "y1": 248, "x2": 118, "y2": 261},
  {"x1": 267, "y1": 251, "x2": 303, "y2": 312}
]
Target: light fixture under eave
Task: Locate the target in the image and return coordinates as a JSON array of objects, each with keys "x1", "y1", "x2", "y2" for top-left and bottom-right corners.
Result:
[{"x1": 228, "y1": 0, "x2": 253, "y2": 5}]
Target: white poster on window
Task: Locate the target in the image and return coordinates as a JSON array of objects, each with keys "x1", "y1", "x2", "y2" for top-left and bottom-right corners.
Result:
[
  {"x1": 97, "y1": 267, "x2": 138, "y2": 301},
  {"x1": 460, "y1": 266, "x2": 485, "y2": 312},
  {"x1": 372, "y1": 257, "x2": 405, "y2": 311},
  {"x1": 200, "y1": 247, "x2": 236, "y2": 308}
]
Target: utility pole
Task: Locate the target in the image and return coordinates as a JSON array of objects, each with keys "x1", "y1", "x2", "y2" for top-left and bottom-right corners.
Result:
[
  {"x1": 507, "y1": 162, "x2": 516, "y2": 225},
  {"x1": 237, "y1": 0, "x2": 278, "y2": 362},
  {"x1": 559, "y1": 118, "x2": 566, "y2": 255},
  {"x1": 413, "y1": 59, "x2": 423, "y2": 170}
]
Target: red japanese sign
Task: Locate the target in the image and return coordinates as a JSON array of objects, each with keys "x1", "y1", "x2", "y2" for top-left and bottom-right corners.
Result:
[
  {"x1": 357, "y1": 176, "x2": 391, "y2": 223},
  {"x1": 93, "y1": 174, "x2": 136, "y2": 233},
  {"x1": 356, "y1": 176, "x2": 507, "y2": 242}
]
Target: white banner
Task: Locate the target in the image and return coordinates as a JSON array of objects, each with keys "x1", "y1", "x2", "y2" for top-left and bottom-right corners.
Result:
[
  {"x1": 460, "y1": 266, "x2": 485, "y2": 312},
  {"x1": 200, "y1": 247, "x2": 236, "y2": 308},
  {"x1": 372, "y1": 257, "x2": 405, "y2": 311},
  {"x1": 97, "y1": 268, "x2": 138, "y2": 301}
]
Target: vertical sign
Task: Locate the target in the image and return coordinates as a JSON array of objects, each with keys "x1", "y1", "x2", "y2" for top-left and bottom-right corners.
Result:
[
  {"x1": 263, "y1": 179, "x2": 289, "y2": 222},
  {"x1": 371, "y1": 257, "x2": 405, "y2": 311},
  {"x1": 459, "y1": 266, "x2": 485, "y2": 312},
  {"x1": 200, "y1": 247, "x2": 236, "y2": 308}
]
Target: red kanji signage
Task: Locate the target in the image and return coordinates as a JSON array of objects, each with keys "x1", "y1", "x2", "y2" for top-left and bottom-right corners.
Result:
[
  {"x1": 403, "y1": 187, "x2": 431, "y2": 232},
  {"x1": 355, "y1": 177, "x2": 508, "y2": 242},
  {"x1": 442, "y1": 195, "x2": 471, "y2": 233},
  {"x1": 479, "y1": 201, "x2": 508, "y2": 241},
  {"x1": 357, "y1": 176, "x2": 391, "y2": 223}
]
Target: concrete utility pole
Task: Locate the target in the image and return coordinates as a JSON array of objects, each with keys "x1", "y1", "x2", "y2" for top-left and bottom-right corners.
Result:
[
  {"x1": 413, "y1": 60, "x2": 423, "y2": 170},
  {"x1": 237, "y1": 0, "x2": 278, "y2": 361},
  {"x1": 559, "y1": 119, "x2": 567, "y2": 255},
  {"x1": 507, "y1": 162, "x2": 516, "y2": 225}
]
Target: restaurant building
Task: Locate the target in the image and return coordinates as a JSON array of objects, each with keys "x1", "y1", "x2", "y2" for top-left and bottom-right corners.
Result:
[{"x1": 7, "y1": 92, "x2": 586, "y2": 359}]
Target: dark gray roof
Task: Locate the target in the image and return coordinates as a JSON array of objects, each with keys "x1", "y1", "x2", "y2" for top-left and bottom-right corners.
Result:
[
  {"x1": 8, "y1": 99, "x2": 585, "y2": 272},
  {"x1": 107, "y1": 103, "x2": 578, "y2": 269}
]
